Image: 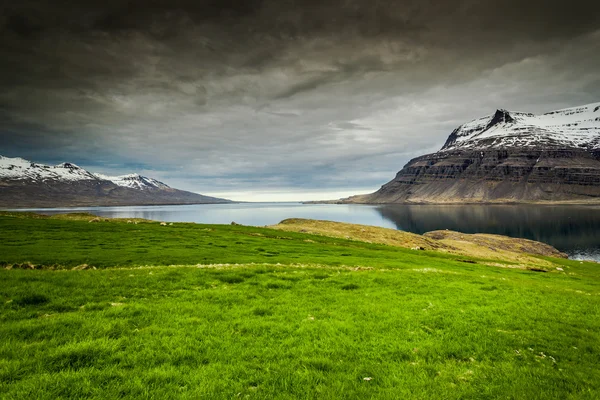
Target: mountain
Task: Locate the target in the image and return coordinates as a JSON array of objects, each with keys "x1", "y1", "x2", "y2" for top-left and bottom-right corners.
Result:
[
  {"x1": 92, "y1": 173, "x2": 171, "y2": 190},
  {"x1": 0, "y1": 156, "x2": 231, "y2": 208},
  {"x1": 344, "y1": 102, "x2": 600, "y2": 204}
]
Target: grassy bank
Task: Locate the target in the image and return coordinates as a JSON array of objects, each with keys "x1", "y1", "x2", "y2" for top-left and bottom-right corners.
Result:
[{"x1": 1, "y1": 212, "x2": 599, "y2": 399}]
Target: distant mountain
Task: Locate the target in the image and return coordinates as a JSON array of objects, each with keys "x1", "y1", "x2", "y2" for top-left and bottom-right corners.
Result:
[
  {"x1": 0, "y1": 156, "x2": 231, "y2": 208},
  {"x1": 92, "y1": 173, "x2": 171, "y2": 191},
  {"x1": 344, "y1": 102, "x2": 600, "y2": 204}
]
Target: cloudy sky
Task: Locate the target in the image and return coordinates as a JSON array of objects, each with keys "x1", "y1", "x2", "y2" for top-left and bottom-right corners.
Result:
[{"x1": 1, "y1": 0, "x2": 599, "y2": 201}]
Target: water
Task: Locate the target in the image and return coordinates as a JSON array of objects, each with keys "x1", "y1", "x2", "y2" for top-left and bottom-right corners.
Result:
[{"x1": 16, "y1": 203, "x2": 600, "y2": 262}]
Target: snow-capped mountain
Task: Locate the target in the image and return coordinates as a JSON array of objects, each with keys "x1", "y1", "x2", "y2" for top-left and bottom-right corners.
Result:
[
  {"x1": 0, "y1": 157, "x2": 98, "y2": 181},
  {"x1": 0, "y1": 156, "x2": 231, "y2": 208},
  {"x1": 0, "y1": 156, "x2": 169, "y2": 189},
  {"x1": 343, "y1": 102, "x2": 600, "y2": 204},
  {"x1": 442, "y1": 103, "x2": 600, "y2": 151},
  {"x1": 93, "y1": 173, "x2": 170, "y2": 190}
]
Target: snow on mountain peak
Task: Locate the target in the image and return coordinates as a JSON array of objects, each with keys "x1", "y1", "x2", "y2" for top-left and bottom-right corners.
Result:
[
  {"x1": 56, "y1": 162, "x2": 82, "y2": 169},
  {"x1": 0, "y1": 156, "x2": 97, "y2": 181},
  {"x1": 93, "y1": 173, "x2": 170, "y2": 190},
  {"x1": 441, "y1": 102, "x2": 600, "y2": 151},
  {"x1": 0, "y1": 156, "x2": 30, "y2": 166},
  {"x1": 0, "y1": 155, "x2": 169, "y2": 190}
]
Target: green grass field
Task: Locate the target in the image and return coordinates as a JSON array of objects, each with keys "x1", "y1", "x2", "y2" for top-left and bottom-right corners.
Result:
[{"x1": 1, "y1": 212, "x2": 599, "y2": 399}]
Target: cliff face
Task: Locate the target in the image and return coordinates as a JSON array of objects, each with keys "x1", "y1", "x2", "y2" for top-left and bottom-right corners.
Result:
[
  {"x1": 346, "y1": 103, "x2": 600, "y2": 204},
  {"x1": 349, "y1": 148, "x2": 600, "y2": 203}
]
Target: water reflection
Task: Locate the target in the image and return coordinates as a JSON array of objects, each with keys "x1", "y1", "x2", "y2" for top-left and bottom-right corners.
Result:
[
  {"x1": 375, "y1": 204, "x2": 600, "y2": 261},
  {"x1": 23, "y1": 203, "x2": 396, "y2": 229}
]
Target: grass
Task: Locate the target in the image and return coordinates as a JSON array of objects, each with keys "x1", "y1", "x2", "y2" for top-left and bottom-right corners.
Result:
[
  {"x1": 0, "y1": 212, "x2": 456, "y2": 270},
  {"x1": 0, "y1": 212, "x2": 599, "y2": 399}
]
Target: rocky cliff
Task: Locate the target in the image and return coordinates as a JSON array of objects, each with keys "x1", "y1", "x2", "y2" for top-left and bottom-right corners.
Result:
[{"x1": 345, "y1": 103, "x2": 600, "y2": 204}]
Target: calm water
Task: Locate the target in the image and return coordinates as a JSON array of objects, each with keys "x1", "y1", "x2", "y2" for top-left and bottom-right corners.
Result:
[{"x1": 18, "y1": 203, "x2": 600, "y2": 262}]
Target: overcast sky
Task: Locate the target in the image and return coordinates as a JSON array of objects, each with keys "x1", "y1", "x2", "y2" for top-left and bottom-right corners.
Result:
[{"x1": 1, "y1": 0, "x2": 599, "y2": 201}]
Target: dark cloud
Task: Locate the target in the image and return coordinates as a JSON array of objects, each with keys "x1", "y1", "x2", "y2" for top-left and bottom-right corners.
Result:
[{"x1": 0, "y1": 0, "x2": 599, "y2": 200}]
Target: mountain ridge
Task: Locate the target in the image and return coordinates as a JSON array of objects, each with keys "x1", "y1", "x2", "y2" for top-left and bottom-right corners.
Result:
[{"x1": 0, "y1": 156, "x2": 231, "y2": 208}]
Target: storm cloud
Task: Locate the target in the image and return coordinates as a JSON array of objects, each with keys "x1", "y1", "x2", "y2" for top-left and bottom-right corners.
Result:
[{"x1": 1, "y1": 0, "x2": 599, "y2": 200}]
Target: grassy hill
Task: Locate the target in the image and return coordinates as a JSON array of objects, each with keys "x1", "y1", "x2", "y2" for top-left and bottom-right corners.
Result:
[{"x1": 0, "y1": 212, "x2": 599, "y2": 399}]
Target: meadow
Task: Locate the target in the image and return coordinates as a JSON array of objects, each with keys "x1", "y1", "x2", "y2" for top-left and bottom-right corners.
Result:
[{"x1": 0, "y1": 212, "x2": 599, "y2": 399}]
